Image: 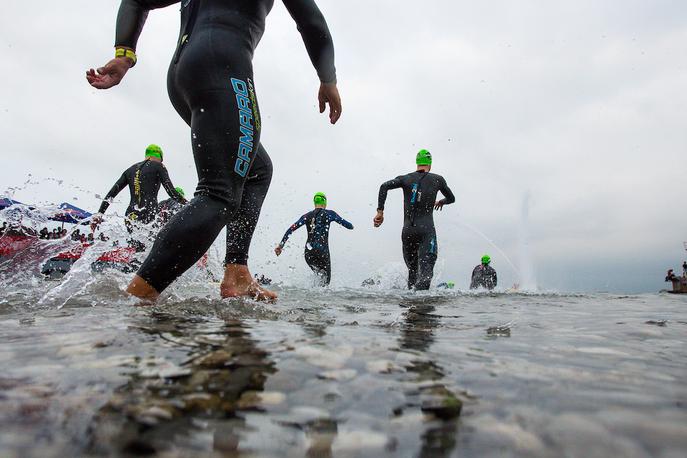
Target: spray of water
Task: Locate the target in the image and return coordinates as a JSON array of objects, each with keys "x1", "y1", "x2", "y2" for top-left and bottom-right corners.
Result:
[
  {"x1": 517, "y1": 191, "x2": 537, "y2": 290},
  {"x1": 456, "y1": 219, "x2": 521, "y2": 279}
]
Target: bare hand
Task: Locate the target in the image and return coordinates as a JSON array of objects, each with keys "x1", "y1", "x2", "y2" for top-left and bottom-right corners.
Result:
[
  {"x1": 434, "y1": 200, "x2": 445, "y2": 211},
  {"x1": 86, "y1": 57, "x2": 133, "y2": 90},
  {"x1": 373, "y1": 211, "x2": 384, "y2": 228},
  {"x1": 274, "y1": 245, "x2": 283, "y2": 256},
  {"x1": 318, "y1": 83, "x2": 342, "y2": 124}
]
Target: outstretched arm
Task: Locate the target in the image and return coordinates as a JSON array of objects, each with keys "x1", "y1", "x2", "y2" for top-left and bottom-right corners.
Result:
[
  {"x1": 434, "y1": 176, "x2": 456, "y2": 211},
  {"x1": 377, "y1": 177, "x2": 403, "y2": 212},
  {"x1": 275, "y1": 214, "x2": 309, "y2": 255},
  {"x1": 98, "y1": 174, "x2": 128, "y2": 215},
  {"x1": 159, "y1": 165, "x2": 187, "y2": 204},
  {"x1": 329, "y1": 211, "x2": 354, "y2": 230},
  {"x1": 115, "y1": 1, "x2": 180, "y2": 50},
  {"x1": 374, "y1": 177, "x2": 402, "y2": 227},
  {"x1": 282, "y1": 0, "x2": 341, "y2": 124},
  {"x1": 92, "y1": 173, "x2": 127, "y2": 231},
  {"x1": 282, "y1": 0, "x2": 336, "y2": 83},
  {"x1": 469, "y1": 266, "x2": 479, "y2": 289},
  {"x1": 86, "y1": 1, "x2": 179, "y2": 90}
]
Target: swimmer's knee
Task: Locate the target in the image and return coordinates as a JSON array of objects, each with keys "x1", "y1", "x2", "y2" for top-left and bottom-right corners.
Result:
[{"x1": 192, "y1": 192, "x2": 242, "y2": 220}]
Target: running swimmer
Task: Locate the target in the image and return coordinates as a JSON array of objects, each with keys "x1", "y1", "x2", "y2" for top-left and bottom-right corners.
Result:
[
  {"x1": 275, "y1": 192, "x2": 353, "y2": 285},
  {"x1": 374, "y1": 149, "x2": 455, "y2": 290},
  {"x1": 93, "y1": 144, "x2": 186, "y2": 233},
  {"x1": 86, "y1": 0, "x2": 342, "y2": 301},
  {"x1": 437, "y1": 281, "x2": 455, "y2": 289},
  {"x1": 470, "y1": 255, "x2": 497, "y2": 290},
  {"x1": 157, "y1": 186, "x2": 187, "y2": 225}
]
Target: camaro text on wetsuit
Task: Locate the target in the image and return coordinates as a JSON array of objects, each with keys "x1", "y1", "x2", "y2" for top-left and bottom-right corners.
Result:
[{"x1": 230, "y1": 78, "x2": 255, "y2": 177}]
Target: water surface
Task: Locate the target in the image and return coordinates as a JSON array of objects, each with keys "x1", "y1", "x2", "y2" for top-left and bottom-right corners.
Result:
[{"x1": 1, "y1": 270, "x2": 685, "y2": 458}]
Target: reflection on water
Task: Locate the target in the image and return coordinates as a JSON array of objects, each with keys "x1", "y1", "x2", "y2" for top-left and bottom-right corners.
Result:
[
  {"x1": 0, "y1": 278, "x2": 686, "y2": 457},
  {"x1": 399, "y1": 298, "x2": 460, "y2": 458},
  {"x1": 89, "y1": 315, "x2": 276, "y2": 455}
]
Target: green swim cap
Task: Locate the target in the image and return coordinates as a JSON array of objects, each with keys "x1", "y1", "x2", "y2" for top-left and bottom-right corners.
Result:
[
  {"x1": 175, "y1": 186, "x2": 185, "y2": 198},
  {"x1": 481, "y1": 254, "x2": 491, "y2": 264},
  {"x1": 313, "y1": 192, "x2": 327, "y2": 206},
  {"x1": 416, "y1": 149, "x2": 432, "y2": 166},
  {"x1": 145, "y1": 144, "x2": 163, "y2": 160},
  {"x1": 447, "y1": 281, "x2": 455, "y2": 289}
]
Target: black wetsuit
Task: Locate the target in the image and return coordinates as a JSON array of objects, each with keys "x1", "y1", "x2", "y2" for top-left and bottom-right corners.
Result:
[
  {"x1": 280, "y1": 209, "x2": 353, "y2": 285},
  {"x1": 114, "y1": 0, "x2": 336, "y2": 291},
  {"x1": 378, "y1": 170, "x2": 455, "y2": 290},
  {"x1": 157, "y1": 197, "x2": 185, "y2": 225},
  {"x1": 98, "y1": 159, "x2": 185, "y2": 224},
  {"x1": 470, "y1": 264, "x2": 497, "y2": 290}
]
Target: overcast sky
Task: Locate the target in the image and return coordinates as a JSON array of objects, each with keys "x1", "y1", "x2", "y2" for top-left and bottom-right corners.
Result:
[{"x1": 1, "y1": 1, "x2": 686, "y2": 293}]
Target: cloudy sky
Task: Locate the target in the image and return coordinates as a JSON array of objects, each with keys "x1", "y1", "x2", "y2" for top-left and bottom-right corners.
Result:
[{"x1": 1, "y1": 0, "x2": 686, "y2": 292}]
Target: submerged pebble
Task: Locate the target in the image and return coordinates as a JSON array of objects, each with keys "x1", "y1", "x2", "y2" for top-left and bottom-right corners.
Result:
[
  {"x1": 332, "y1": 430, "x2": 389, "y2": 452},
  {"x1": 366, "y1": 359, "x2": 404, "y2": 374},
  {"x1": 645, "y1": 319, "x2": 668, "y2": 327},
  {"x1": 317, "y1": 369, "x2": 358, "y2": 381},
  {"x1": 295, "y1": 345, "x2": 354, "y2": 369}
]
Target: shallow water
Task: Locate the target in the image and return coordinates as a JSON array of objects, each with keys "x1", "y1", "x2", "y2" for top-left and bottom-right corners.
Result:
[{"x1": 1, "y1": 266, "x2": 686, "y2": 458}]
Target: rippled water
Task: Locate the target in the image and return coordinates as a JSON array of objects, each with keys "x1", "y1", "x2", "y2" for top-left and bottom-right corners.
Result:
[{"x1": 1, "y1": 258, "x2": 686, "y2": 458}]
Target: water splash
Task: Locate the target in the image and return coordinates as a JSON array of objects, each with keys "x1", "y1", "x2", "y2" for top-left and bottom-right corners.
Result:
[
  {"x1": 517, "y1": 191, "x2": 537, "y2": 290},
  {"x1": 456, "y1": 220, "x2": 520, "y2": 279}
]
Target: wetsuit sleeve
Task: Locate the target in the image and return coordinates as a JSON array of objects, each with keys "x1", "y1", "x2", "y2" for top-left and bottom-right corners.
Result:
[
  {"x1": 377, "y1": 176, "x2": 403, "y2": 211},
  {"x1": 115, "y1": 0, "x2": 179, "y2": 50},
  {"x1": 329, "y1": 211, "x2": 354, "y2": 230},
  {"x1": 279, "y1": 214, "x2": 309, "y2": 246},
  {"x1": 158, "y1": 164, "x2": 186, "y2": 204},
  {"x1": 437, "y1": 176, "x2": 456, "y2": 205},
  {"x1": 98, "y1": 173, "x2": 128, "y2": 214},
  {"x1": 469, "y1": 266, "x2": 479, "y2": 289},
  {"x1": 282, "y1": 0, "x2": 337, "y2": 83}
]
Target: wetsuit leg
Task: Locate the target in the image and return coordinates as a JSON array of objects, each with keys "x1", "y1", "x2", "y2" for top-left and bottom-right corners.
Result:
[
  {"x1": 304, "y1": 248, "x2": 331, "y2": 286},
  {"x1": 401, "y1": 228, "x2": 420, "y2": 289},
  {"x1": 415, "y1": 229, "x2": 438, "y2": 290},
  {"x1": 225, "y1": 144, "x2": 273, "y2": 265},
  {"x1": 136, "y1": 30, "x2": 261, "y2": 292}
]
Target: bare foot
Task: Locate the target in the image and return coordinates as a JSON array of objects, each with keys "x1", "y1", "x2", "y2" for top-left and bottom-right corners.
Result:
[
  {"x1": 220, "y1": 264, "x2": 278, "y2": 303},
  {"x1": 126, "y1": 275, "x2": 160, "y2": 303}
]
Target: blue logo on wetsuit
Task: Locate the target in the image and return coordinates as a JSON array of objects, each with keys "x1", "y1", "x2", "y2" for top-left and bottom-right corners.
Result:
[
  {"x1": 230, "y1": 78, "x2": 254, "y2": 177},
  {"x1": 411, "y1": 183, "x2": 419, "y2": 203}
]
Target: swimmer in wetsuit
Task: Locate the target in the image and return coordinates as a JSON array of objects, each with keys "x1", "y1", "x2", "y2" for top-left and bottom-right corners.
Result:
[
  {"x1": 470, "y1": 255, "x2": 497, "y2": 290},
  {"x1": 275, "y1": 192, "x2": 353, "y2": 285},
  {"x1": 157, "y1": 186, "x2": 187, "y2": 225},
  {"x1": 86, "y1": 0, "x2": 342, "y2": 301},
  {"x1": 93, "y1": 144, "x2": 186, "y2": 231},
  {"x1": 374, "y1": 149, "x2": 455, "y2": 290}
]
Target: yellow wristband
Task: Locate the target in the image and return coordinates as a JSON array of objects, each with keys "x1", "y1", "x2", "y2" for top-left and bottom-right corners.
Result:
[{"x1": 115, "y1": 47, "x2": 137, "y2": 67}]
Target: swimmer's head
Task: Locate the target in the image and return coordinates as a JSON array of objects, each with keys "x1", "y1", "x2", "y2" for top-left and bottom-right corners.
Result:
[
  {"x1": 145, "y1": 144, "x2": 163, "y2": 161},
  {"x1": 175, "y1": 187, "x2": 185, "y2": 198},
  {"x1": 481, "y1": 254, "x2": 491, "y2": 265},
  {"x1": 314, "y1": 192, "x2": 327, "y2": 207},
  {"x1": 416, "y1": 149, "x2": 432, "y2": 166}
]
